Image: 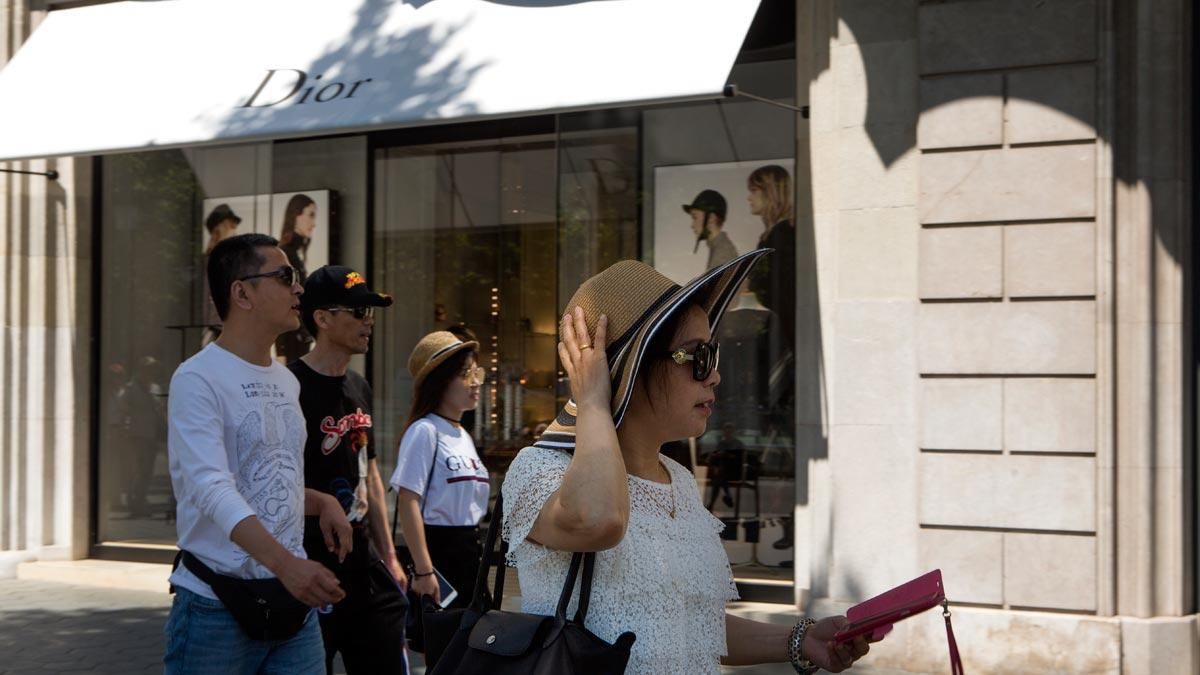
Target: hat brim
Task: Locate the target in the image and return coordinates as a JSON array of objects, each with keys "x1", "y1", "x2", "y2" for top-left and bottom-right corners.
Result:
[
  {"x1": 363, "y1": 292, "x2": 394, "y2": 308},
  {"x1": 536, "y1": 248, "x2": 772, "y2": 450},
  {"x1": 412, "y1": 339, "x2": 479, "y2": 392}
]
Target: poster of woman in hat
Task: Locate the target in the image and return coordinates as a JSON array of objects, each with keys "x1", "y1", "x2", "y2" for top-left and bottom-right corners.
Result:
[
  {"x1": 195, "y1": 190, "x2": 334, "y2": 357},
  {"x1": 652, "y1": 159, "x2": 793, "y2": 286}
]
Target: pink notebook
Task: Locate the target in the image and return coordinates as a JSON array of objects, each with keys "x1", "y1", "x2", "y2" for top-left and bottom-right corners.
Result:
[{"x1": 833, "y1": 569, "x2": 946, "y2": 645}]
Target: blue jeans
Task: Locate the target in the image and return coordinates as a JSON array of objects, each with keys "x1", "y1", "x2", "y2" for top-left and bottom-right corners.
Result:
[{"x1": 164, "y1": 587, "x2": 324, "y2": 675}]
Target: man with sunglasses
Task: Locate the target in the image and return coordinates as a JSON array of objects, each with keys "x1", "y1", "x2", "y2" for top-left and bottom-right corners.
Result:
[
  {"x1": 166, "y1": 234, "x2": 351, "y2": 675},
  {"x1": 288, "y1": 265, "x2": 410, "y2": 675}
]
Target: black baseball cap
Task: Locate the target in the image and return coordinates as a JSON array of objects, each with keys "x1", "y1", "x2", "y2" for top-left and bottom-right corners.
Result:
[
  {"x1": 301, "y1": 265, "x2": 394, "y2": 315},
  {"x1": 681, "y1": 189, "x2": 727, "y2": 221},
  {"x1": 204, "y1": 204, "x2": 242, "y2": 233}
]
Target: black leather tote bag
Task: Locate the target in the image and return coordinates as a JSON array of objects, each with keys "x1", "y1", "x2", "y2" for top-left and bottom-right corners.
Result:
[{"x1": 423, "y1": 494, "x2": 636, "y2": 675}]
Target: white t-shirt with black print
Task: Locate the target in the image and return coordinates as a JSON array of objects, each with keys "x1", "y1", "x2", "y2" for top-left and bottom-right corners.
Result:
[
  {"x1": 390, "y1": 415, "x2": 489, "y2": 527},
  {"x1": 167, "y1": 343, "x2": 308, "y2": 600}
]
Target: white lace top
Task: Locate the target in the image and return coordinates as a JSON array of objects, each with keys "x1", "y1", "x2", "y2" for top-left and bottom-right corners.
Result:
[{"x1": 501, "y1": 446, "x2": 738, "y2": 674}]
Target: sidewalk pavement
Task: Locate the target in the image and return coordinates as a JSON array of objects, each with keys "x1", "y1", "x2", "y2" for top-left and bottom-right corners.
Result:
[
  {"x1": 0, "y1": 578, "x2": 426, "y2": 674},
  {"x1": 0, "y1": 576, "x2": 880, "y2": 675}
]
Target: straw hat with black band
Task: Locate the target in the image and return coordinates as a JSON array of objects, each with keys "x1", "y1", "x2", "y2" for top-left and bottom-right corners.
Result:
[
  {"x1": 409, "y1": 331, "x2": 480, "y2": 392},
  {"x1": 534, "y1": 248, "x2": 771, "y2": 453}
]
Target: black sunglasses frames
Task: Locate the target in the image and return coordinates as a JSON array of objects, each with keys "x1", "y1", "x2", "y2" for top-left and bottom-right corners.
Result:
[
  {"x1": 323, "y1": 306, "x2": 375, "y2": 321},
  {"x1": 238, "y1": 265, "x2": 298, "y2": 287},
  {"x1": 669, "y1": 340, "x2": 720, "y2": 381}
]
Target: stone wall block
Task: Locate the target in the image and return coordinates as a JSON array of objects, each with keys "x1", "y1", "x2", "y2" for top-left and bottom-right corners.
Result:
[
  {"x1": 918, "y1": 226, "x2": 1002, "y2": 299},
  {"x1": 837, "y1": 207, "x2": 918, "y2": 300},
  {"x1": 837, "y1": 125, "x2": 918, "y2": 211},
  {"x1": 1006, "y1": 64, "x2": 1097, "y2": 144},
  {"x1": 833, "y1": 302, "x2": 916, "y2": 425},
  {"x1": 919, "y1": 454, "x2": 1095, "y2": 531},
  {"x1": 1005, "y1": 222, "x2": 1096, "y2": 298},
  {"x1": 1004, "y1": 378, "x2": 1096, "y2": 453},
  {"x1": 918, "y1": 301, "x2": 1096, "y2": 374},
  {"x1": 836, "y1": 42, "x2": 917, "y2": 128},
  {"x1": 918, "y1": 0, "x2": 1097, "y2": 74},
  {"x1": 920, "y1": 378, "x2": 1002, "y2": 450},
  {"x1": 835, "y1": 0, "x2": 917, "y2": 46},
  {"x1": 918, "y1": 528, "x2": 1003, "y2": 605},
  {"x1": 830, "y1": 425, "x2": 919, "y2": 599},
  {"x1": 1004, "y1": 533, "x2": 1097, "y2": 611},
  {"x1": 920, "y1": 145, "x2": 1095, "y2": 224},
  {"x1": 918, "y1": 74, "x2": 1003, "y2": 149}
]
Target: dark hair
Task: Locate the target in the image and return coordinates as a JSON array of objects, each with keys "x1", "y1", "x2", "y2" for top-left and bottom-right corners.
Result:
[
  {"x1": 405, "y1": 347, "x2": 478, "y2": 432},
  {"x1": 207, "y1": 233, "x2": 279, "y2": 320},
  {"x1": 279, "y1": 194, "x2": 316, "y2": 249},
  {"x1": 638, "y1": 301, "x2": 704, "y2": 411}
]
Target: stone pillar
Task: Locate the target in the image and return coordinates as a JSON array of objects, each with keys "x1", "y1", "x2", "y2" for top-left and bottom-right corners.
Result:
[
  {"x1": 0, "y1": 0, "x2": 92, "y2": 576},
  {"x1": 1111, "y1": 0, "x2": 1197, "y2": 670}
]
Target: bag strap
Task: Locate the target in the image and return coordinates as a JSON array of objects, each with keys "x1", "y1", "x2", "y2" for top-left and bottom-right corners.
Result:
[
  {"x1": 390, "y1": 425, "x2": 441, "y2": 543},
  {"x1": 942, "y1": 600, "x2": 964, "y2": 675},
  {"x1": 553, "y1": 551, "x2": 586, "y2": 618},
  {"x1": 178, "y1": 550, "x2": 221, "y2": 587},
  {"x1": 467, "y1": 492, "x2": 508, "y2": 612},
  {"x1": 572, "y1": 550, "x2": 596, "y2": 623}
]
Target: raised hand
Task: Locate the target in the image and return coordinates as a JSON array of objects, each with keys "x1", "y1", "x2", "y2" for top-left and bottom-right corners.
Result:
[{"x1": 558, "y1": 306, "x2": 610, "y2": 411}]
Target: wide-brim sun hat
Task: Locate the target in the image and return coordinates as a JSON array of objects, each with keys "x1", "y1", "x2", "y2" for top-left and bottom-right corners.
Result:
[
  {"x1": 534, "y1": 248, "x2": 771, "y2": 452},
  {"x1": 409, "y1": 331, "x2": 480, "y2": 392}
]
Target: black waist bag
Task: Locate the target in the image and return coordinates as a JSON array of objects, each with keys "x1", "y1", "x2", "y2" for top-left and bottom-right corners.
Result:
[
  {"x1": 176, "y1": 551, "x2": 311, "y2": 641},
  {"x1": 423, "y1": 494, "x2": 636, "y2": 675}
]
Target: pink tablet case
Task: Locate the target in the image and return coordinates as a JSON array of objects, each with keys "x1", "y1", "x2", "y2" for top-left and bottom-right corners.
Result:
[{"x1": 833, "y1": 569, "x2": 963, "y2": 674}]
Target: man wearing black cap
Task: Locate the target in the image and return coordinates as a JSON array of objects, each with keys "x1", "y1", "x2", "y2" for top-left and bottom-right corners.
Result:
[
  {"x1": 683, "y1": 189, "x2": 739, "y2": 270},
  {"x1": 289, "y1": 265, "x2": 409, "y2": 674}
]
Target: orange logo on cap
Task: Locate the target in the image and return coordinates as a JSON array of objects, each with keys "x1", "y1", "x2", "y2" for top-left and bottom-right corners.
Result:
[{"x1": 344, "y1": 272, "x2": 366, "y2": 289}]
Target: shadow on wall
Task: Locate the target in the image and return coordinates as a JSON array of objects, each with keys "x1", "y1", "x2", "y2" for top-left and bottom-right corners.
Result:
[{"x1": 828, "y1": 0, "x2": 1185, "y2": 264}]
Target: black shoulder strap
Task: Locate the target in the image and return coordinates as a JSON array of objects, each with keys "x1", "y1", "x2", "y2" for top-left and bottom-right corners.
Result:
[{"x1": 391, "y1": 422, "x2": 440, "y2": 542}]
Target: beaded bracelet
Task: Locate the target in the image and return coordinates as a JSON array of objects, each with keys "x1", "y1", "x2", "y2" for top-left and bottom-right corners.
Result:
[
  {"x1": 412, "y1": 570, "x2": 435, "y2": 578},
  {"x1": 788, "y1": 617, "x2": 819, "y2": 674}
]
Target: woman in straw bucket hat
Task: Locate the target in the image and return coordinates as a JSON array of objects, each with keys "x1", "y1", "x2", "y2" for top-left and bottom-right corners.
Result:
[
  {"x1": 390, "y1": 331, "x2": 489, "y2": 609},
  {"x1": 500, "y1": 250, "x2": 873, "y2": 674}
]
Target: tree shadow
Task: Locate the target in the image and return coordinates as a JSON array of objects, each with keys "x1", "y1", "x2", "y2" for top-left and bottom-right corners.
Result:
[{"x1": 210, "y1": 0, "x2": 485, "y2": 142}]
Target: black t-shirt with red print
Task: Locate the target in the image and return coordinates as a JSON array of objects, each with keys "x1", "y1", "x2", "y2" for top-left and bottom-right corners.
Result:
[{"x1": 288, "y1": 359, "x2": 379, "y2": 581}]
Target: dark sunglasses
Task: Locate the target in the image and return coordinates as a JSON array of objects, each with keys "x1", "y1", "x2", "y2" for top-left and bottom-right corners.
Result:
[
  {"x1": 238, "y1": 265, "x2": 298, "y2": 287},
  {"x1": 323, "y1": 306, "x2": 375, "y2": 321},
  {"x1": 668, "y1": 340, "x2": 720, "y2": 381}
]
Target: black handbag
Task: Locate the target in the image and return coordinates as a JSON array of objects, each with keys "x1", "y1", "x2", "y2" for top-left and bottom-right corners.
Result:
[
  {"x1": 423, "y1": 493, "x2": 636, "y2": 675},
  {"x1": 174, "y1": 551, "x2": 311, "y2": 641}
]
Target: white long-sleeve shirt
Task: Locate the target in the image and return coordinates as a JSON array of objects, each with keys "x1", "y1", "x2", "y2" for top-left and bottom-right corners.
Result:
[{"x1": 166, "y1": 343, "x2": 308, "y2": 600}]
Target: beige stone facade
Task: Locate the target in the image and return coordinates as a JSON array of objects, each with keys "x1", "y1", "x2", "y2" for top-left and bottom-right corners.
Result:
[
  {"x1": 0, "y1": 0, "x2": 1195, "y2": 673},
  {"x1": 795, "y1": 0, "x2": 1197, "y2": 673}
]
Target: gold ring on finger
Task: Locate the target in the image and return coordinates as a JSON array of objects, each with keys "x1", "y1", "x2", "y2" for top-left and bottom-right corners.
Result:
[{"x1": 580, "y1": 344, "x2": 594, "y2": 351}]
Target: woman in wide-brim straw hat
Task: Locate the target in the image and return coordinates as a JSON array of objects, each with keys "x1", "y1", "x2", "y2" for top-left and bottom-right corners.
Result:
[
  {"x1": 390, "y1": 331, "x2": 489, "y2": 608},
  {"x1": 500, "y1": 250, "x2": 873, "y2": 674}
]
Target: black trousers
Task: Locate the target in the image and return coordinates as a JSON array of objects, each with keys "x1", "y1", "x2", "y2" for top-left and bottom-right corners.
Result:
[
  {"x1": 318, "y1": 558, "x2": 410, "y2": 675},
  {"x1": 424, "y1": 524, "x2": 484, "y2": 609}
]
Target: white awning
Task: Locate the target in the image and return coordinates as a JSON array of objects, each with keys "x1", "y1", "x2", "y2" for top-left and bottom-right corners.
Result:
[{"x1": 0, "y1": 0, "x2": 762, "y2": 161}]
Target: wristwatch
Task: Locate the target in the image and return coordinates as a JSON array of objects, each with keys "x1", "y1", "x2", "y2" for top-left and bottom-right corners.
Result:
[{"x1": 788, "y1": 617, "x2": 818, "y2": 674}]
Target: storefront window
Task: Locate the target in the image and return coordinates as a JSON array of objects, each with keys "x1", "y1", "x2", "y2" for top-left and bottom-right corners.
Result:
[
  {"x1": 96, "y1": 138, "x2": 366, "y2": 550},
  {"x1": 370, "y1": 129, "x2": 640, "y2": 483},
  {"x1": 95, "y1": 61, "x2": 796, "y2": 588}
]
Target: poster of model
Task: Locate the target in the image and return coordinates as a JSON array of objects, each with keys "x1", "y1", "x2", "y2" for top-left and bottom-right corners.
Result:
[
  {"x1": 651, "y1": 159, "x2": 793, "y2": 285},
  {"x1": 199, "y1": 189, "x2": 334, "y2": 276}
]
